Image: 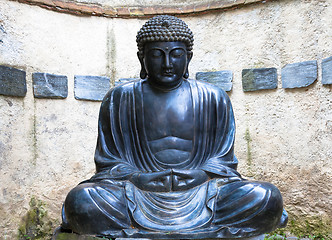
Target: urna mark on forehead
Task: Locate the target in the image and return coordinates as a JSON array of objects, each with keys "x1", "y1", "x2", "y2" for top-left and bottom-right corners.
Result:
[{"x1": 136, "y1": 15, "x2": 194, "y2": 55}]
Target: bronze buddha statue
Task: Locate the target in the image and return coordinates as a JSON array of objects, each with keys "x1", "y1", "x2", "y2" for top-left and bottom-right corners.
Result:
[{"x1": 61, "y1": 15, "x2": 287, "y2": 238}]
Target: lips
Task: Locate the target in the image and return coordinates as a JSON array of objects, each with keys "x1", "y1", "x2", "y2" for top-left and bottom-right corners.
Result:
[{"x1": 163, "y1": 71, "x2": 173, "y2": 76}]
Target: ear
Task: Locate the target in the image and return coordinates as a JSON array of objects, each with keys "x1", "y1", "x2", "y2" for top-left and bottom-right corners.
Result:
[
  {"x1": 187, "y1": 51, "x2": 193, "y2": 63},
  {"x1": 137, "y1": 51, "x2": 147, "y2": 79},
  {"x1": 184, "y1": 51, "x2": 193, "y2": 79}
]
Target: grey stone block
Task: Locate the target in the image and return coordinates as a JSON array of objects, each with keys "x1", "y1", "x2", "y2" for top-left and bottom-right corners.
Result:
[
  {"x1": 242, "y1": 68, "x2": 277, "y2": 92},
  {"x1": 0, "y1": 65, "x2": 26, "y2": 97},
  {"x1": 281, "y1": 60, "x2": 317, "y2": 88},
  {"x1": 115, "y1": 78, "x2": 139, "y2": 87},
  {"x1": 74, "y1": 75, "x2": 110, "y2": 101},
  {"x1": 33, "y1": 72, "x2": 68, "y2": 99},
  {"x1": 322, "y1": 56, "x2": 332, "y2": 85},
  {"x1": 196, "y1": 70, "x2": 233, "y2": 92}
]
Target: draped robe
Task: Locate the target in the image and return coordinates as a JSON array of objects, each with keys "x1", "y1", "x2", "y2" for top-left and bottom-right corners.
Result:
[
  {"x1": 62, "y1": 79, "x2": 286, "y2": 238},
  {"x1": 94, "y1": 79, "x2": 239, "y2": 179}
]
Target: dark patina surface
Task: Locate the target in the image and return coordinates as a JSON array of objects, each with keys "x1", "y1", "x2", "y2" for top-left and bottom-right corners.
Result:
[{"x1": 60, "y1": 15, "x2": 287, "y2": 239}]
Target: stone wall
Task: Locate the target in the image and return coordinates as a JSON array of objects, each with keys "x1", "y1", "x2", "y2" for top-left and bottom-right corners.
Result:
[
  {"x1": 10, "y1": 0, "x2": 265, "y2": 18},
  {"x1": 0, "y1": 0, "x2": 331, "y2": 238}
]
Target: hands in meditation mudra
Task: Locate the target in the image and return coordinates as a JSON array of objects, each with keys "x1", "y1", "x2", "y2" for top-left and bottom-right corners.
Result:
[{"x1": 61, "y1": 15, "x2": 288, "y2": 239}]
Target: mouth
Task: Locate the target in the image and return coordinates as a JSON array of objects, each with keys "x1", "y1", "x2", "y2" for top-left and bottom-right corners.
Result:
[{"x1": 162, "y1": 71, "x2": 173, "y2": 76}]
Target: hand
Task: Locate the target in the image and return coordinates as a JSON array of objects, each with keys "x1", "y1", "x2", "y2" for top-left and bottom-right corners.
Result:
[
  {"x1": 130, "y1": 169, "x2": 172, "y2": 192},
  {"x1": 172, "y1": 169, "x2": 209, "y2": 191}
]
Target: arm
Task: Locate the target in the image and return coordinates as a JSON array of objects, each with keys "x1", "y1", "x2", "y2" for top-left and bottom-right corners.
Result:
[
  {"x1": 200, "y1": 87, "x2": 242, "y2": 181},
  {"x1": 91, "y1": 87, "x2": 142, "y2": 181}
]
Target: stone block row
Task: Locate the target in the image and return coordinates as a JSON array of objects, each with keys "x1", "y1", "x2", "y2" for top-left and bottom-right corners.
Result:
[
  {"x1": 0, "y1": 57, "x2": 331, "y2": 99},
  {"x1": 196, "y1": 58, "x2": 330, "y2": 92},
  {"x1": 0, "y1": 66, "x2": 110, "y2": 101},
  {"x1": 240, "y1": 59, "x2": 328, "y2": 91}
]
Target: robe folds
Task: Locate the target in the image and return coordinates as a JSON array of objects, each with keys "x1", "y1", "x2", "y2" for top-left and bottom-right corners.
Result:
[
  {"x1": 62, "y1": 79, "x2": 286, "y2": 238},
  {"x1": 93, "y1": 79, "x2": 239, "y2": 179}
]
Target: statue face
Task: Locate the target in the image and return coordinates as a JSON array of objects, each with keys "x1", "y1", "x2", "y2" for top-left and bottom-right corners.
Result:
[{"x1": 143, "y1": 41, "x2": 189, "y2": 89}]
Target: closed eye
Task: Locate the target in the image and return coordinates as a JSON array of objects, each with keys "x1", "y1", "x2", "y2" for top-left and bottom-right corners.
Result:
[
  {"x1": 171, "y1": 49, "x2": 185, "y2": 58},
  {"x1": 150, "y1": 49, "x2": 163, "y2": 57}
]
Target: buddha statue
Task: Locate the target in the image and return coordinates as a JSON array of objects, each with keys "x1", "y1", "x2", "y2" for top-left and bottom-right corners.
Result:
[{"x1": 61, "y1": 15, "x2": 288, "y2": 239}]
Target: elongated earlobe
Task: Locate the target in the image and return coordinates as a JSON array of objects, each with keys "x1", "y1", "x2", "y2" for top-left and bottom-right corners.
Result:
[
  {"x1": 183, "y1": 71, "x2": 189, "y2": 79},
  {"x1": 184, "y1": 51, "x2": 193, "y2": 79},
  {"x1": 140, "y1": 68, "x2": 147, "y2": 79},
  {"x1": 138, "y1": 51, "x2": 147, "y2": 79}
]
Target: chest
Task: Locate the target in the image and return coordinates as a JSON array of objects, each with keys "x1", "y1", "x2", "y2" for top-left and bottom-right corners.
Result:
[{"x1": 142, "y1": 83, "x2": 194, "y2": 141}]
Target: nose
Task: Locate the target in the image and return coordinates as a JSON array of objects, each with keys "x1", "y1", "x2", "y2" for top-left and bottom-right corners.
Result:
[{"x1": 164, "y1": 54, "x2": 172, "y2": 69}]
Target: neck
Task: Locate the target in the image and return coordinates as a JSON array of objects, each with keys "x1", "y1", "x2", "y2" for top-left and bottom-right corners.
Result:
[{"x1": 147, "y1": 78, "x2": 184, "y2": 92}]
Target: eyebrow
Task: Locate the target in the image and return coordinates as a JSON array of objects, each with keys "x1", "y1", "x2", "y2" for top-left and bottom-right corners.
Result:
[{"x1": 149, "y1": 46, "x2": 186, "y2": 51}]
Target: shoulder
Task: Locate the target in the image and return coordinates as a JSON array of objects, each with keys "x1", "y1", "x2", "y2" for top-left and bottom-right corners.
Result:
[
  {"x1": 102, "y1": 79, "x2": 140, "y2": 102},
  {"x1": 99, "y1": 79, "x2": 141, "y2": 112},
  {"x1": 188, "y1": 79, "x2": 229, "y2": 100}
]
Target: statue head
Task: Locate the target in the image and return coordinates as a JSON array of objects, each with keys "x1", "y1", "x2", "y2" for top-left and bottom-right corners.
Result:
[{"x1": 136, "y1": 15, "x2": 194, "y2": 90}]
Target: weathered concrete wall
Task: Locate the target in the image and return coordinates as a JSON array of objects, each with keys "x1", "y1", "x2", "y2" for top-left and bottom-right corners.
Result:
[{"x1": 0, "y1": 0, "x2": 331, "y2": 238}]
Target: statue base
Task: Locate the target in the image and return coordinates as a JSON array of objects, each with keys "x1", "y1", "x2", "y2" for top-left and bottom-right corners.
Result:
[{"x1": 52, "y1": 228, "x2": 265, "y2": 240}]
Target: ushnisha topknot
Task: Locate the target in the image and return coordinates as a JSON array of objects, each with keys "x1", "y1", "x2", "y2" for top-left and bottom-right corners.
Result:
[{"x1": 136, "y1": 15, "x2": 194, "y2": 57}]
